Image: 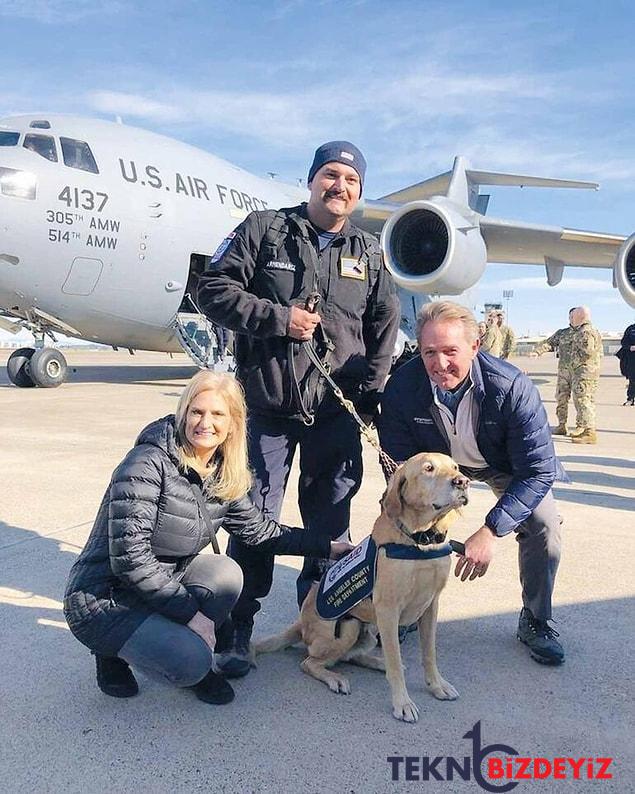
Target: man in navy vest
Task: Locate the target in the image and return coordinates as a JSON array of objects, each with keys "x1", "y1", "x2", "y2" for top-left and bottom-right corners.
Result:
[{"x1": 377, "y1": 301, "x2": 565, "y2": 665}]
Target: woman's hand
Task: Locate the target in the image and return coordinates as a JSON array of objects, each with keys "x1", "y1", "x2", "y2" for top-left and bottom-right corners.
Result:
[
  {"x1": 187, "y1": 611, "x2": 216, "y2": 651},
  {"x1": 329, "y1": 541, "x2": 354, "y2": 559}
]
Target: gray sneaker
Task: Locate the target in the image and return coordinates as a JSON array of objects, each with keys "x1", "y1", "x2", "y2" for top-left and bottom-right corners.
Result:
[
  {"x1": 214, "y1": 621, "x2": 254, "y2": 679},
  {"x1": 517, "y1": 608, "x2": 564, "y2": 665}
]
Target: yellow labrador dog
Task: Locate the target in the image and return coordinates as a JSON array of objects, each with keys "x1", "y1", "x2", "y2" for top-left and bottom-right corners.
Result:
[{"x1": 255, "y1": 452, "x2": 469, "y2": 723}]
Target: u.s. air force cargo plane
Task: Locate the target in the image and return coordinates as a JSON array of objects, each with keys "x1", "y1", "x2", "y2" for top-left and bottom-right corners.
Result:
[{"x1": 1, "y1": 114, "x2": 634, "y2": 388}]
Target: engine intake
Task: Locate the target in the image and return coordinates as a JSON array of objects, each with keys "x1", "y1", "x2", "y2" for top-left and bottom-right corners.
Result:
[
  {"x1": 388, "y1": 209, "x2": 449, "y2": 276},
  {"x1": 614, "y1": 233, "x2": 635, "y2": 309},
  {"x1": 380, "y1": 200, "x2": 487, "y2": 294}
]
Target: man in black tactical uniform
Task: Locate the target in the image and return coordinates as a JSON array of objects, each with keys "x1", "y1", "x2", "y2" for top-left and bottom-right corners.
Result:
[{"x1": 198, "y1": 141, "x2": 400, "y2": 677}]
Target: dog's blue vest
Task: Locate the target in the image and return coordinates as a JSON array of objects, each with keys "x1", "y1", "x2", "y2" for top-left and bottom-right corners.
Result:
[{"x1": 315, "y1": 536, "x2": 453, "y2": 620}]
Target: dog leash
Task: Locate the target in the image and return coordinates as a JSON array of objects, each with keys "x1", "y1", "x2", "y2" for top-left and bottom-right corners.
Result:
[
  {"x1": 298, "y1": 292, "x2": 399, "y2": 475},
  {"x1": 297, "y1": 296, "x2": 466, "y2": 557},
  {"x1": 304, "y1": 338, "x2": 399, "y2": 474}
]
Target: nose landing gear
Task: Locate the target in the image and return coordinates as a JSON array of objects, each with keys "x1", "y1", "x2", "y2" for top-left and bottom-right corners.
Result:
[{"x1": 7, "y1": 346, "x2": 68, "y2": 388}]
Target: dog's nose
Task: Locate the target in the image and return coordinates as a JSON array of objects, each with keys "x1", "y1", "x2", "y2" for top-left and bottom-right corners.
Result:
[{"x1": 452, "y1": 475, "x2": 469, "y2": 490}]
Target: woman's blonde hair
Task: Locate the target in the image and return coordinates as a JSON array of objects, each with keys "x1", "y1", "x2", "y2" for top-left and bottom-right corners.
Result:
[
  {"x1": 175, "y1": 370, "x2": 252, "y2": 502},
  {"x1": 416, "y1": 300, "x2": 480, "y2": 344}
]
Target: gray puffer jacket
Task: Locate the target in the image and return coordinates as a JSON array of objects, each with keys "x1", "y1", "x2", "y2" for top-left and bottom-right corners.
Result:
[{"x1": 63, "y1": 415, "x2": 330, "y2": 655}]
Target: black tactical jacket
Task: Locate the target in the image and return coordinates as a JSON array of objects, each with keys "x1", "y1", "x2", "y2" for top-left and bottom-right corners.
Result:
[
  {"x1": 197, "y1": 204, "x2": 399, "y2": 419},
  {"x1": 63, "y1": 416, "x2": 330, "y2": 655}
]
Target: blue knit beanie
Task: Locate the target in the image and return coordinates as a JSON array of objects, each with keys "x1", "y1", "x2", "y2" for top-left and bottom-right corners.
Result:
[{"x1": 307, "y1": 141, "x2": 366, "y2": 193}]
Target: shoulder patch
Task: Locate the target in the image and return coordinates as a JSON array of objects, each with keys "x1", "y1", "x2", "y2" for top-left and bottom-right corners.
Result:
[{"x1": 210, "y1": 232, "x2": 236, "y2": 264}]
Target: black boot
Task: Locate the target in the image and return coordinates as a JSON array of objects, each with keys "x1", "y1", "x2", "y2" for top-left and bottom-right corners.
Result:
[
  {"x1": 516, "y1": 608, "x2": 564, "y2": 665},
  {"x1": 95, "y1": 654, "x2": 139, "y2": 698},
  {"x1": 214, "y1": 620, "x2": 254, "y2": 679},
  {"x1": 191, "y1": 669, "x2": 235, "y2": 705}
]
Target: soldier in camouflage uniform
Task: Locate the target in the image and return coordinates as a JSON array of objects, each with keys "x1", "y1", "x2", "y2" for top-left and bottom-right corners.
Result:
[
  {"x1": 532, "y1": 307, "x2": 602, "y2": 442},
  {"x1": 531, "y1": 308, "x2": 577, "y2": 436},
  {"x1": 567, "y1": 306, "x2": 603, "y2": 444},
  {"x1": 480, "y1": 311, "x2": 503, "y2": 356},
  {"x1": 496, "y1": 311, "x2": 516, "y2": 360}
]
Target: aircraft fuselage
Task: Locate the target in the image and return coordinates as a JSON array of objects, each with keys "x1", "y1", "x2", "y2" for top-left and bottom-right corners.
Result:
[{"x1": 0, "y1": 114, "x2": 306, "y2": 350}]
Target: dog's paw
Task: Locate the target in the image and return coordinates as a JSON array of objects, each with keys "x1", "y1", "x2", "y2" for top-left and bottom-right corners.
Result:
[
  {"x1": 328, "y1": 675, "x2": 351, "y2": 695},
  {"x1": 392, "y1": 697, "x2": 419, "y2": 723},
  {"x1": 427, "y1": 677, "x2": 459, "y2": 700}
]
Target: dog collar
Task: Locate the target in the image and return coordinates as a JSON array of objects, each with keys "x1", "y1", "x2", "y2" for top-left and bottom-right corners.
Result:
[
  {"x1": 380, "y1": 542, "x2": 453, "y2": 560},
  {"x1": 393, "y1": 519, "x2": 446, "y2": 547}
]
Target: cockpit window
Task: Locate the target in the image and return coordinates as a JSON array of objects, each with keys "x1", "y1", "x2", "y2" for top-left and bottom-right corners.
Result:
[
  {"x1": 0, "y1": 131, "x2": 20, "y2": 146},
  {"x1": 60, "y1": 137, "x2": 99, "y2": 174},
  {"x1": 29, "y1": 120, "x2": 51, "y2": 129},
  {"x1": 23, "y1": 133, "x2": 58, "y2": 162}
]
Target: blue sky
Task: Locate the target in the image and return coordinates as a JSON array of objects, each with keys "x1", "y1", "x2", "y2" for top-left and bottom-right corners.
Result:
[{"x1": 1, "y1": 0, "x2": 634, "y2": 336}]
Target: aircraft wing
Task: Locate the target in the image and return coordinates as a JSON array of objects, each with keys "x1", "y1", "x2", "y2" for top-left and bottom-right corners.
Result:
[
  {"x1": 358, "y1": 157, "x2": 634, "y2": 304},
  {"x1": 354, "y1": 203, "x2": 625, "y2": 271},
  {"x1": 479, "y1": 217, "x2": 625, "y2": 271}
]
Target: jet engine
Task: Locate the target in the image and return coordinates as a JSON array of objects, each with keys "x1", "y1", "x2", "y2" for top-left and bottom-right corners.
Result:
[
  {"x1": 614, "y1": 233, "x2": 635, "y2": 309},
  {"x1": 380, "y1": 199, "x2": 487, "y2": 294}
]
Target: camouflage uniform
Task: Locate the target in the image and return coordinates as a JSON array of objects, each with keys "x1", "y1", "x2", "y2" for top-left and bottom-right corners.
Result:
[
  {"x1": 569, "y1": 321, "x2": 603, "y2": 431},
  {"x1": 533, "y1": 324, "x2": 602, "y2": 430},
  {"x1": 480, "y1": 322, "x2": 503, "y2": 357},
  {"x1": 500, "y1": 324, "x2": 516, "y2": 360},
  {"x1": 533, "y1": 327, "x2": 575, "y2": 426}
]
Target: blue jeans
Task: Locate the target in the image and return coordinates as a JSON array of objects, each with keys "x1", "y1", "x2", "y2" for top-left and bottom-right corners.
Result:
[{"x1": 118, "y1": 555, "x2": 243, "y2": 687}]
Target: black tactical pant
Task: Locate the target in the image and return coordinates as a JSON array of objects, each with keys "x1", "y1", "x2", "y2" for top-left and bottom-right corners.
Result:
[{"x1": 229, "y1": 409, "x2": 363, "y2": 624}]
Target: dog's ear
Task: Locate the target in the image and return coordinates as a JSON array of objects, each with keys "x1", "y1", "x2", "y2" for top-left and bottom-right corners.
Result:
[{"x1": 382, "y1": 466, "x2": 406, "y2": 519}]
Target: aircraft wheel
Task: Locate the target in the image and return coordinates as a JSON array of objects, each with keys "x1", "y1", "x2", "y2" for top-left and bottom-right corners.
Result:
[
  {"x1": 7, "y1": 347, "x2": 36, "y2": 387},
  {"x1": 29, "y1": 348, "x2": 68, "y2": 388}
]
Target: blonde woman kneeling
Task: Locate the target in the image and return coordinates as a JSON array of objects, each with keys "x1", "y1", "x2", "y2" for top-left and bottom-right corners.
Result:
[{"x1": 64, "y1": 371, "x2": 349, "y2": 705}]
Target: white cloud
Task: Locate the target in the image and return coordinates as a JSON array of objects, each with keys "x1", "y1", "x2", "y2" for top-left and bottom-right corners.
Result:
[
  {"x1": 87, "y1": 87, "x2": 320, "y2": 146},
  {"x1": 0, "y1": 5, "x2": 631, "y2": 200},
  {"x1": 90, "y1": 91, "x2": 182, "y2": 124},
  {"x1": 77, "y1": 65, "x2": 578, "y2": 160},
  {"x1": 71, "y1": 53, "x2": 635, "y2": 188}
]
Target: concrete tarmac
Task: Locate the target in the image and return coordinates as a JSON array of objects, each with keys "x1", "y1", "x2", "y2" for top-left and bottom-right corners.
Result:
[{"x1": 1, "y1": 350, "x2": 633, "y2": 793}]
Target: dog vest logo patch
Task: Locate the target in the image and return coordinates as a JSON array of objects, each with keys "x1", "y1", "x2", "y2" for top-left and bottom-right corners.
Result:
[{"x1": 316, "y1": 536, "x2": 376, "y2": 620}]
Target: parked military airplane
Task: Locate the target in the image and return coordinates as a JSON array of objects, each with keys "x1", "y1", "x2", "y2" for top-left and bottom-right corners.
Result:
[{"x1": 1, "y1": 114, "x2": 633, "y2": 387}]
